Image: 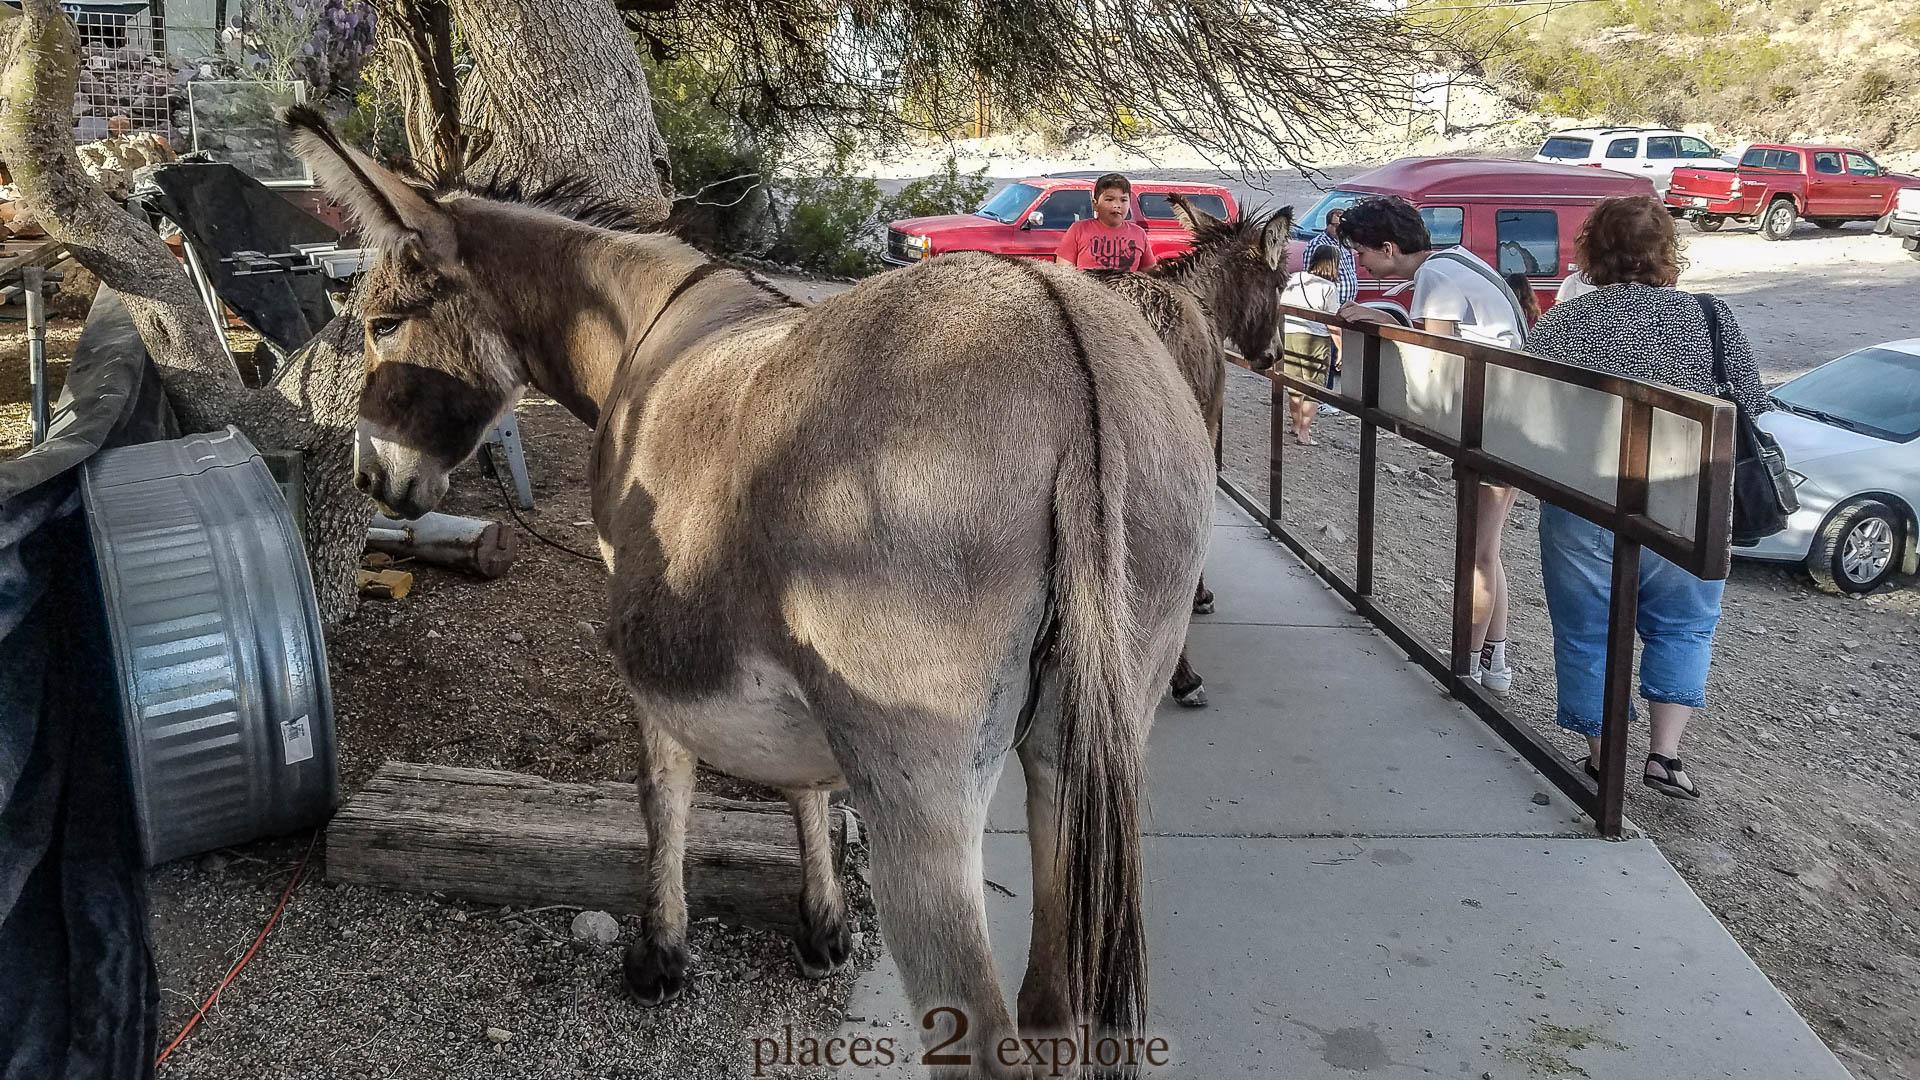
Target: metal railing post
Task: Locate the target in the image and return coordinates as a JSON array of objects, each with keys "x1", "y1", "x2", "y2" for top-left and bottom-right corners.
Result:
[
  {"x1": 1597, "y1": 399, "x2": 1655, "y2": 837},
  {"x1": 1449, "y1": 350, "x2": 1488, "y2": 678},
  {"x1": 1268, "y1": 369, "x2": 1285, "y2": 523},
  {"x1": 1356, "y1": 334, "x2": 1380, "y2": 597},
  {"x1": 24, "y1": 266, "x2": 49, "y2": 446}
]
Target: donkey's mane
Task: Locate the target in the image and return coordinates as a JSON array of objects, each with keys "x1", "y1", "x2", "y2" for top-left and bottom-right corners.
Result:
[
  {"x1": 1148, "y1": 203, "x2": 1292, "y2": 284},
  {"x1": 427, "y1": 169, "x2": 660, "y2": 234},
  {"x1": 411, "y1": 166, "x2": 802, "y2": 309}
]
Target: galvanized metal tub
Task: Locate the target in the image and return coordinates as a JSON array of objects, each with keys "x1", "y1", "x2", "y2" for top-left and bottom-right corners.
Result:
[{"x1": 81, "y1": 425, "x2": 336, "y2": 866}]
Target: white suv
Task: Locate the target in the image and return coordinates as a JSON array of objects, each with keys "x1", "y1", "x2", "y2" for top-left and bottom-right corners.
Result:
[{"x1": 1534, "y1": 127, "x2": 1735, "y2": 196}]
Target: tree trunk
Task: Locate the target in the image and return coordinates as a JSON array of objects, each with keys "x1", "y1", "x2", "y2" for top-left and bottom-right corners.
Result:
[
  {"x1": 1, "y1": 0, "x2": 371, "y2": 625},
  {"x1": 451, "y1": 0, "x2": 674, "y2": 225},
  {"x1": 374, "y1": 0, "x2": 468, "y2": 182}
]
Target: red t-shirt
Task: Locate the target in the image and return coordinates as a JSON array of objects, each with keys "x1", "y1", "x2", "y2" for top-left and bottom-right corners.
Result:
[{"x1": 1055, "y1": 219, "x2": 1159, "y2": 271}]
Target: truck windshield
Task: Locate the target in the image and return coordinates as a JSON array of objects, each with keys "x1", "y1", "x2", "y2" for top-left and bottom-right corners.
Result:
[
  {"x1": 1297, "y1": 190, "x2": 1462, "y2": 247},
  {"x1": 976, "y1": 183, "x2": 1041, "y2": 223},
  {"x1": 1770, "y1": 347, "x2": 1920, "y2": 442},
  {"x1": 1296, "y1": 190, "x2": 1369, "y2": 237}
]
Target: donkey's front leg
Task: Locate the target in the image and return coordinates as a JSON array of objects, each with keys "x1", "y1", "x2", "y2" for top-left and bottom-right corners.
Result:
[
  {"x1": 626, "y1": 720, "x2": 696, "y2": 1006},
  {"x1": 785, "y1": 788, "x2": 852, "y2": 979}
]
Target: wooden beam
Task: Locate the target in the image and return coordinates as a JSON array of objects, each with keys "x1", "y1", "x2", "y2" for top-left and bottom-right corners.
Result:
[{"x1": 325, "y1": 763, "x2": 850, "y2": 934}]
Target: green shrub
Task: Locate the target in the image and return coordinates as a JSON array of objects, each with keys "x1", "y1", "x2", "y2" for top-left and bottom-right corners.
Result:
[
  {"x1": 649, "y1": 57, "x2": 776, "y2": 253},
  {"x1": 775, "y1": 151, "x2": 882, "y2": 277},
  {"x1": 1849, "y1": 68, "x2": 1900, "y2": 108},
  {"x1": 877, "y1": 156, "x2": 991, "y2": 223}
]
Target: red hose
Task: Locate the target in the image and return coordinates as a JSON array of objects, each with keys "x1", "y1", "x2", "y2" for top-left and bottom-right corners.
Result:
[{"x1": 155, "y1": 831, "x2": 319, "y2": 1069}]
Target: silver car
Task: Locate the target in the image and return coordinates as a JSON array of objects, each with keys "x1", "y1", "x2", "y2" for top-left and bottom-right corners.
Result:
[{"x1": 1739, "y1": 340, "x2": 1920, "y2": 592}]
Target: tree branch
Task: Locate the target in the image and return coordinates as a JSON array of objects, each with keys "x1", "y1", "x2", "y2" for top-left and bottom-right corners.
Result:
[{"x1": 2, "y1": 0, "x2": 375, "y2": 624}]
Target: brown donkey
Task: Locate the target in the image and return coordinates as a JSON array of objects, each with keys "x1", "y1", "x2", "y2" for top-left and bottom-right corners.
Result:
[
  {"x1": 286, "y1": 108, "x2": 1213, "y2": 1077},
  {"x1": 1095, "y1": 197, "x2": 1295, "y2": 707}
]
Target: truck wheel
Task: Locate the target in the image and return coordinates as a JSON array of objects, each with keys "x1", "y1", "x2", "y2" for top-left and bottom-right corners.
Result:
[
  {"x1": 1760, "y1": 199, "x2": 1798, "y2": 241},
  {"x1": 1807, "y1": 500, "x2": 1904, "y2": 594},
  {"x1": 1813, "y1": 219, "x2": 1844, "y2": 230},
  {"x1": 1693, "y1": 214, "x2": 1725, "y2": 233}
]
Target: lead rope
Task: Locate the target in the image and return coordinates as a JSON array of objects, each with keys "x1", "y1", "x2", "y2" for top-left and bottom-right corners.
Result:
[{"x1": 479, "y1": 443, "x2": 605, "y2": 564}]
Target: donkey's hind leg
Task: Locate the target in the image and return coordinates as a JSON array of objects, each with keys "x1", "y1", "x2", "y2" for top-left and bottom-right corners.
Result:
[
  {"x1": 625, "y1": 719, "x2": 696, "y2": 1006},
  {"x1": 1169, "y1": 647, "x2": 1207, "y2": 708},
  {"x1": 785, "y1": 788, "x2": 852, "y2": 979},
  {"x1": 856, "y1": 776, "x2": 1023, "y2": 1079}
]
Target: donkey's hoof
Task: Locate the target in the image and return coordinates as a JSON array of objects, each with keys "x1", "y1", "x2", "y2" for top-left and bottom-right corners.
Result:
[
  {"x1": 1173, "y1": 683, "x2": 1208, "y2": 708},
  {"x1": 792, "y1": 918, "x2": 853, "y2": 980},
  {"x1": 1192, "y1": 597, "x2": 1215, "y2": 615},
  {"x1": 623, "y1": 937, "x2": 688, "y2": 1006}
]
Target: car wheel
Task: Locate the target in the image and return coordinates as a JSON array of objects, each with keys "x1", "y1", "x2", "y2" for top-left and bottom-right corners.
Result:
[
  {"x1": 1807, "y1": 499, "x2": 1904, "y2": 594},
  {"x1": 1760, "y1": 199, "x2": 1798, "y2": 241},
  {"x1": 1693, "y1": 214, "x2": 1725, "y2": 233}
]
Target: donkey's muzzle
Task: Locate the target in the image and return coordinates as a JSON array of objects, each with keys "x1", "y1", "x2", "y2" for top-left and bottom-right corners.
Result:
[{"x1": 355, "y1": 424, "x2": 451, "y2": 521}]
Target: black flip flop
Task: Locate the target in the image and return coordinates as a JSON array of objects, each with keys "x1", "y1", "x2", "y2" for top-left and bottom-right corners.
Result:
[
  {"x1": 1643, "y1": 753, "x2": 1700, "y2": 800},
  {"x1": 1575, "y1": 756, "x2": 1600, "y2": 782}
]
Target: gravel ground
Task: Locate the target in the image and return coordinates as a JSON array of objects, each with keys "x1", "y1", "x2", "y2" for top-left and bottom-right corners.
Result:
[
  {"x1": 1219, "y1": 228, "x2": 1920, "y2": 1079},
  {"x1": 147, "y1": 396, "x2": 882, "y2": 1079}
]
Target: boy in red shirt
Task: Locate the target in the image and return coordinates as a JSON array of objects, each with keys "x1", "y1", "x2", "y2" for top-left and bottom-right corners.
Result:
[{"x1": 1054, "y1": 173, "x2": 1159, "y2": 271}]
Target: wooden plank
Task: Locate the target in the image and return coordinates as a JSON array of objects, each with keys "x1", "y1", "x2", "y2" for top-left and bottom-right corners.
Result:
[
  {"x1": 0, "y1": 239, "x2": 66, "y2": 283},
  {"x1": 325, "y1": 763, "x2": 848, "y2": 933}
]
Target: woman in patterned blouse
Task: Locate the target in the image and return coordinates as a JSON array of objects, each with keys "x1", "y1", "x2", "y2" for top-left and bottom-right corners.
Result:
[{"x1": 1528, "y1": 196, "x2": 1770, "y2": 801}]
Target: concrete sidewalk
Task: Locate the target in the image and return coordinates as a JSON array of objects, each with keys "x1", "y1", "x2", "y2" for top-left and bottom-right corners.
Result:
[{"x1": 836, "y1": 495, "x2": 1849, "y2": 1079}]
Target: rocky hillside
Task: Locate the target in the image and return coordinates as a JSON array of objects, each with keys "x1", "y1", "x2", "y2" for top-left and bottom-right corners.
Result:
[{"x1": 1444, "y1": 0, "x2": 1920, "y2": 168}]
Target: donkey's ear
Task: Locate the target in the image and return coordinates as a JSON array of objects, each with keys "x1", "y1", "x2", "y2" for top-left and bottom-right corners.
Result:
[
  {"x1": 281, "y1": 105, "x2": 455, "y2": 270},
  {"x1": 1166, "y1": 192, "x2": 1217, "y2": 235},
  {"x1": 1260, "y1": 206, "x2": 1296, "y2": 270}
]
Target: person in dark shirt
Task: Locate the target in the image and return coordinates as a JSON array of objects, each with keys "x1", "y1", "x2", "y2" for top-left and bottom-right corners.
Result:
[{"x1": 1529, "y1": 195, "x2": 1768, "y2": 800}]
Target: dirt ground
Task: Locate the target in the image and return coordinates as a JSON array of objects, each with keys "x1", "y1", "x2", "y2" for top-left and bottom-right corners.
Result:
[
  {"x1": 2, "y1": 214, "x2": 1914, "y2": 1078},
  {"x1": 143, "y1": 394, "x2": 884, "y2": 1079},
  {"x1": 1219, "y1": 224, "x2": 1920, "y2": 1080}
]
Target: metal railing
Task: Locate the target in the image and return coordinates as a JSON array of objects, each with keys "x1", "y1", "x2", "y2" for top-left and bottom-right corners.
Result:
[{"x1": 1223, "y1": 307, "x2": 1736, "y2": 838}]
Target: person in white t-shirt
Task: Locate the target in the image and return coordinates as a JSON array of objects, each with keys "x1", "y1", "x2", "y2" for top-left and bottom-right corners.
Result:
[
  {"x1": 1556, "y1": 269, "x2": 1596, "y2": 304},
  {"x1": 1333, "y1": 195, "x2": 1524, "y2": 694},
  {"x1": 1269, "y1": 246, "x2": 1341, "y2": 444}
]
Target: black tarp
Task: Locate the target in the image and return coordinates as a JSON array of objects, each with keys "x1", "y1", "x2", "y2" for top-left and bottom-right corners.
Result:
[{"x1": 1, "y1": 288, "x2": 174, "y2": 1080}]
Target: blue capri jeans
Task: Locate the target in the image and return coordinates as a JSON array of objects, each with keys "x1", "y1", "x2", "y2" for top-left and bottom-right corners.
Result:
[{"x1": 1537, "y1": 504, "x2": 1725, "y2": 738}]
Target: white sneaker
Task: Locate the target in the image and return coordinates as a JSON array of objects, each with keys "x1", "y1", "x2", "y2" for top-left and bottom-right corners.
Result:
[{"x1": 1480, "y1": 661, "x2": 1513, "y2": 695}]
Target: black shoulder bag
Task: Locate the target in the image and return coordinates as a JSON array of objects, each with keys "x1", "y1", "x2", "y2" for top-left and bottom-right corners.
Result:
[{"x1": 1697, "y1": 294, "x2": 1796, "y2": 544}]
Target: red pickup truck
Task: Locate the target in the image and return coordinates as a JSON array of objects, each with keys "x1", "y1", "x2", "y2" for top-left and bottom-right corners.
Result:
[
  {"x1": 881, "y1": 175, "x2": 1239, "y2": 265},
  {"x1": 1664, "y1": 144, "x2": 1920, "y2": 239}
]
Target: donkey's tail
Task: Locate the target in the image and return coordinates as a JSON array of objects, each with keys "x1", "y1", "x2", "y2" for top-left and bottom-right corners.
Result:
[{"x1": 1039, "y1": 272, "x2": 1151, "y2": 1055}]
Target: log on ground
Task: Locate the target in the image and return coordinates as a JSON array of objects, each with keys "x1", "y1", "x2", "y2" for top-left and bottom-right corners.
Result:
[
  {"x1": 366, "y1": 511, "x2": 521, "y2": 578},
  {"x1": 325, "y1": 763, "x2": 849, "y2": 934}
]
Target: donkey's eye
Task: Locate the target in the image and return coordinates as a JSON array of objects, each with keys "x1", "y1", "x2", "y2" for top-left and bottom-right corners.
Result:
[{"x1": 368, "y1": 316, "x2": 404, "y2": 340}]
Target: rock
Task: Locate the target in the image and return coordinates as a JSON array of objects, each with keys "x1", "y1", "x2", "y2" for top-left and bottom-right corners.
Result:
[
  {"x1": 485, "y1": 1026, "x2": 513, "y2": 1044},
  {"x1": 504, "y1": 631, "x2": 526, "y2": 644},
  {"x1": 1530, "y1": 792, "x2": 1550, "y2": 806},
  {"x1": 570, "y1": 910, "x2": 620, "y2": 945},
  {"x1": 198, "y1": 851, "x2": 231, "y2": 874}
]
